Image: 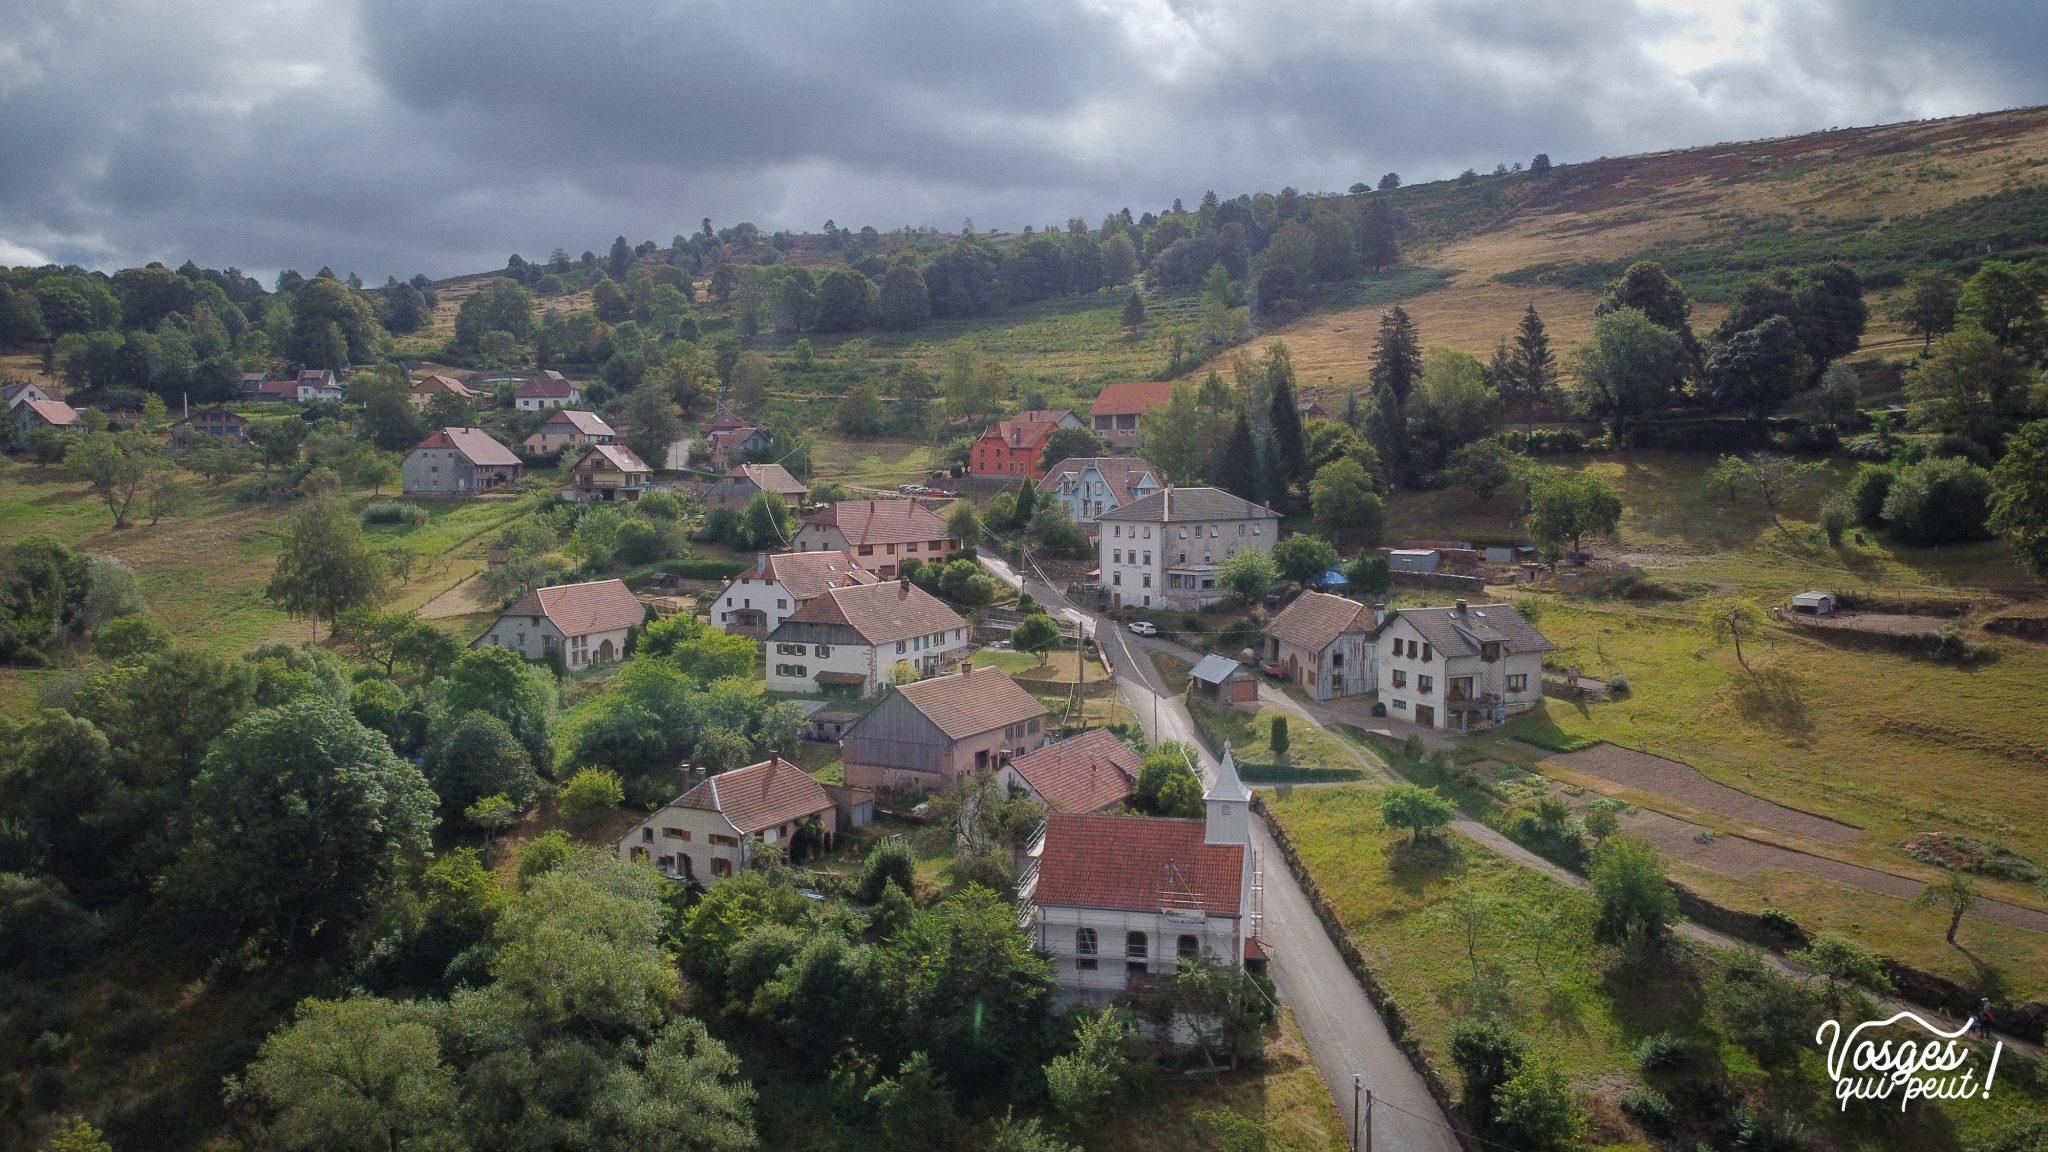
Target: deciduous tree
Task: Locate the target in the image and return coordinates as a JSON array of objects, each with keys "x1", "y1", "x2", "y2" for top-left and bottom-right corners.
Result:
[{"x1": 267, "y1": 494, "x2": 388, "y2": 629}]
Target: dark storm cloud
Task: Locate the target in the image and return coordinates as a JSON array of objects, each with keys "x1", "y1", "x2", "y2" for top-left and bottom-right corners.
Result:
[{"x1": 1, "y1": 0, "x2": 2044, "y2": 281}]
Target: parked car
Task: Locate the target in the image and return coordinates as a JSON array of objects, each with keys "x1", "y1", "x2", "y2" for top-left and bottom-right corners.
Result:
[
  {"x1": 1128, "y1": 620, "x2": 1157, "y2": 637},
  {"x1": 1259, "y1": 660, "x2": 1288, "y2": 679}
]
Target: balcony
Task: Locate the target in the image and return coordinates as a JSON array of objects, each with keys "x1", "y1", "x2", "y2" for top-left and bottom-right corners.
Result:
[{"x1": 1446, "y1": 688, "x2": 1501, "y2": 710}]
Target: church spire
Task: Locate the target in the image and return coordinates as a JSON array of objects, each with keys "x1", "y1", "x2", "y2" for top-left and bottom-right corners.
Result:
[{"x1": 1205, "y1": 742, "x2": 1251, "y2": 845}]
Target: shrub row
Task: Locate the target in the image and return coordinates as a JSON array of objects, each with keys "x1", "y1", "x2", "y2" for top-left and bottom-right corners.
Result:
[{"x1": 1234, "y1": 761, "x2": 1365, "y2": 784}]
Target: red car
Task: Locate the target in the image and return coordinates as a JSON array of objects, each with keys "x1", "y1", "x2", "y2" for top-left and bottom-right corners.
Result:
[{"x1": 1259, "y1": 660, "x2": 1288, "y2": 679}]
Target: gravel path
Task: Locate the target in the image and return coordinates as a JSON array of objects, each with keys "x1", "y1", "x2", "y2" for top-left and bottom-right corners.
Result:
[{"x1": 1516, "y1": 741, "x2": 1862, "y2": 844}]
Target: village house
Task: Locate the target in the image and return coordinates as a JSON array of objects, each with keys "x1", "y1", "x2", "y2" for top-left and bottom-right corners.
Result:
[
  {"x1": 1037, "y1": 456, "x2": 1163, "y2": 527},
  {"x1": 840, "y1": 663, "x2": 1049, "y2": 792},
  {"x1": 1088, "y1": 381, "x2": 1175, "y2": 450},
  {"x1": 1264, "y1": 591, "x2": 1380, "y2": 701},
  {"x1": 13, "y1": 396, "x2": 80, "y2": 434},
  {"x1": 402, "y1": 427, "x2": 523, "y2": 496},
  {"x1": 617, "y1": 757, "x2": 841, "y2": 884},
  {"x1": 998, "y1": 727, "x2": 1139, "y2": 814},
  {"x1": 293, "y1": 369, "x2": 344, "y2": 403},
  {"x1": 249, "y1": 375, "x2": 299, "y2": 402},
  {"x1": 563, "y1": 443, "x2": 653, "y2": 502},
  {"x1": 967, "y1": 409, "x2": 1081, "y2": 479},
  {"x1": 3, "y1": 381, "x2": 57, "y2": 409},
  {"x1": 408, "y1": 373, "x2": 478, "y2": 409},
  {"x1": 706, "y1": 422, "x2": 773, "y2": 470},
  {"x1": 712, "y1": 550, "x2": 877, "y2": 638},
  {"x1": 514, "y1": 370, "x2": 581, "y2": 411},
  {"x1": 167, "y1": 406, "x2": 249, "y2": 449},
  {"x1": 1096, "y1": 487, "x2": 1279, "y2": 612},
  {"x1": 521, "y1": 409, "x2": 616, "y2": 455},
  {"x1": 475, "y1": 577, "x2": 644, "y2": 670},
  {"x1": 793, "y1": 499, "x2": 956, "y2": 579},
  {"x1": 1377, "y1": 600, "x2": 1553, "y2": 731},
  {"x1": 707, "y1": 462, "x2": 809, "y2": 514},
  {"x1": 1022, "y1": 746, "x2": 1256, "y2": 1005},
  {"x1": 764, "y1": 578, "x2": 969, "y2": 696}
]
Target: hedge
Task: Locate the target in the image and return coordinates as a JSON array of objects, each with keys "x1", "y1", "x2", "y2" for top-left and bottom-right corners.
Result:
[{"x1": 1235, "y1": 761, "x2": 1365, "y2": 784}]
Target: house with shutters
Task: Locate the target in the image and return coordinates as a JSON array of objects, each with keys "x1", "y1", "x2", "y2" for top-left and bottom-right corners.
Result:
[
  {"x1": 617, "y1": 757, "x2": 840, "y2": 884},
  {"x1": 402, "y1": 427, "x2": 523, "y2": 495},
  {"x1": 1096, "y1": 487, "x2": 1278, "y2": 612},
  {"x1": 998, "y1": 727, "x2": 1139, "y2": 814},
  {"x1": 1377, "y1": 600, "x2": 1553, "y2": 731},
  {"x1": 475, "y1": 578, "x2": 644, "y2": 669},
  {"x1": 564, "y1": 442, "x2": 653, "y2": 502},
  {"x1": 1037, "y1": 456, "x2": 1163, "y2": 528},
  {"x1": 408, "y1": 373, "x2": 479, "y2": 409},
  {"x1": 293, "y1": 369, "x2": 344, "y2": 403},
  {"x1": 1021, "y1": 745, "x2": 1257, "y2": 1005},
  {"x1": 967, "y1": 409, "x2": 1081, "y2": 479},
  {"x1": 514, "y1": 370, "x2": 581, "y2": 411},
  {"x1": 840, "y1": 663, "x2": 1049, "y2": 793},
  {"x1": 1264, "y1": 591, "x2": 1381, "y2": 701},
  {"x1": 764, "y1": 578, "x2": 969, "y2": 696},
  {"x1": 793, "y1": 500, "x2": 956, "y2": 579},
  {"x1": 707, "y1": 462, "x2": 809, "y2": 514},
  {"x1": 712, "y1": 550, "x2": 877, "y2": 638},
  {"x1": 1088, "y1": 381, "x2": 1176, "y2": 450},
  {"x1": 13, "y1": 396, "x2": 80, "y2": 434},
  {"x1": 522, "y1": 409, "x2": 616, "y2": 454}
]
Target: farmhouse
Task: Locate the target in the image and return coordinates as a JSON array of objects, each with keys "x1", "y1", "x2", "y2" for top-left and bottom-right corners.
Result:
[
  {"x1": 521, "y1": 409, "x2": 615, "y2": 454},
  {"x1": 707, "y1": 462, "x2": 808, "y2": 514},
  {"x1": 514, "y1": 370, "x2": 580, "y2": 411},
  {"x1": 3, "y1": 381, "x2": 57, "y2": 409},
  {"x1": 711, "y1": 549, "x2": 878, "y2": 638},
  {"x1": 1022, "y1": 746, "x2": 1256, "y2": 1004},
  {"x1": 167, "y1": 406, "x2": 249, "y2": 449},
  {"x1": 1377, "y1": 600, "x2": 1553, "y2": 731},
  {"x1": 968, "y1": 409, "x2": 1081, "y2": 479},
  {"x1": 841, "y1": 663, "x2": 1049, "y2": 793},
  {"x1": 13, "y1": 396, "x2": 80, "y2": 434},
  {"x1": 706, "y1": 423, "x2": 772, "y2": 470},
  {"x1": 402, "y1": 427, "x2": 523, "y2": 496},
  {"x1": 618, "y1": 757, "x2": 839, "y2": 884},
  {"x1": 563, "y1": 443, "x2": 652, "y2": 502},
  {"x1": 793, "y1": 499, "x2": 955, "y2": 578},
  {"x1": 1096, "y1": 487, "x2": 1279, "y2": 611},
  {"x1": 476, "y1": 577, "x2": 644, "y2": 670},
  {"x1": 292, "y1": 369, "x2": 343, "y2": 403},
  {"x1": 764, "y1": 578, "x2": 969, "y2": 696},
  {"x1": 408, "y1": 374, "x2": 478, "y2": 409},
  {"x1": 999, "y1": 727, "x2": 1139, "y2": 814},
  {"x1": 1038, "y1": 456, "x2": 1163, "y2": 527},
  {"x1": 1088, "y1": 381, "x2": 1175, "y2": 450},
  {"x1": 1264, "y1": 591, "x2": 1380, "y2": 701}
]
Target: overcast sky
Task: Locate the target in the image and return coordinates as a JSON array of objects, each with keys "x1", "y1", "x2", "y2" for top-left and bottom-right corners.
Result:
[{"x1": 3, "y1": 0, "x2": 2044, "y2": 284}]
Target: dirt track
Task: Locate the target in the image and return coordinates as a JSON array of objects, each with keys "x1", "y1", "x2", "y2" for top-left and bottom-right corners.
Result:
[{"x1": 1514, "y1": 741, "x2": 1862, "y2": 844}]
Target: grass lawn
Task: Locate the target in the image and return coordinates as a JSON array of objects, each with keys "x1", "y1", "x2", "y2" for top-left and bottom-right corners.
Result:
[
  {"x1": 1150, "y1": 652, "x2": 1192, "y2": 693},
  {"x1": 1092, "y1": 1008, "x2": 1346, "y2": 1152},
  {"x1": 1189, "y1": 700, "x2": 1354, "y2": 768},
  {"x1": 976, "y1": 646, "x2": 1111, "y2": 685},
  {"x1": 1265, "y1": 784, "x2": 2048, "y2": 1151}
]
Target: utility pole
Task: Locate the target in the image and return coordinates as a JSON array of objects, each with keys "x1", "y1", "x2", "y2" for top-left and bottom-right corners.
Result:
[
  {"x1": 1351, "y1": 1075, "x2": 1361, "y2": 1152},
  {"x1": 1365, "y1": 1088, "x2": 1374, "y2": 1152}
]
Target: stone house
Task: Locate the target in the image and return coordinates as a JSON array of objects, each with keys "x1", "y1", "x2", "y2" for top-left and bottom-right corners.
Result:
[
  {"x1": 840, "y1": 663, "x2": 1049, "y2": 793},
  {"x1": 475, "y1": 578, "x2": 644, "y2": 670},
  {"x1": 402, "y1": 427, "x2": 523, "y2": 496}
]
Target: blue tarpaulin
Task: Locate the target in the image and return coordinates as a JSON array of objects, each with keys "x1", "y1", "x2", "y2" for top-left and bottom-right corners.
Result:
[{"x1": 1311, "y1": 569, "x2": 1350, "y2": 587}]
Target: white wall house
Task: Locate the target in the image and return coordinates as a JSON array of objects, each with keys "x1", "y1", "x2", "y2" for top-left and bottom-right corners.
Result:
[
  {"x1": 1023, "y1": 746, "x2": 1256, "y2": 1006},
  {"x1": 762, "y1": 579, "x2": 969, "y2": 696},
  {"x1": 1097, "y1": 487, "x2": 1279, "y2": 612},
  {"x1": 475, "y1": 578, "x2": 643, "y2": 670},
  {"x1": 712, "y1": 551, "x2": 877, "y2": 638},
  {"x1": 617, "y1": 757, "x2": 838, "y2": 884},
  {"x1": 1376, "y1": 600, "x2": 1553, "y2": 731}
]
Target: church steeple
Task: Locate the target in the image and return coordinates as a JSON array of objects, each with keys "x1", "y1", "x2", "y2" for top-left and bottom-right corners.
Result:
[{"x1": 1205, "y1": 742, "x2": 1251, "y2": 846}]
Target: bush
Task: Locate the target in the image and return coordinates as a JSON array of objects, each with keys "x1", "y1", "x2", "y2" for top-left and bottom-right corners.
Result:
[
  {"x1": 1619, "y1": 1085, "x2": 1674, "y2": 1133},
  {"x1": 1633, "y1": 1032, "x2": 1692, "y2": 1072},
  {"x1": 1757, "y1": 907, "x2": 1801, "y2": 937},
  {"x1": 1882, "y1": 456, "x2": 1993, "y2": 544},
  {"x1": 558, "y1": 768, "x2": 624, "y2": 825},
  {"x1": 1449, "y1": 1017, "x2": 1528, "y2": 1123},
  {"x1": 1606, "y1": 675, "x2": 1629, "y2": 694},
  {"x1": 1847, "y1": 465, "x2": 1895, "y2": 527},
  {"x1": 856, "y1": 836, "x2": 918, "y2": 903},
  {"x1": 361, "y1": 500, "x2": 428, "y2": 526}
]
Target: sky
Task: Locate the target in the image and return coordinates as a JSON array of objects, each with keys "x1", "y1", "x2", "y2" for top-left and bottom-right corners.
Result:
[{"x1": 2, "y1": 0, "x2": 2045, "y2": 284}]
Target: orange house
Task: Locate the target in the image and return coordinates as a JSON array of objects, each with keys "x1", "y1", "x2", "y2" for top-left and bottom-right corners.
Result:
[{"x1": 967, "y1": 409, "x2": 1079, "y2": 480}]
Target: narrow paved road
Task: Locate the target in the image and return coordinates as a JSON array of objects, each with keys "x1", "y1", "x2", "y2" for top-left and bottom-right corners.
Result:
[{"x1": 1011, "y1": 568, "x2": 1461, "y2": 1152}]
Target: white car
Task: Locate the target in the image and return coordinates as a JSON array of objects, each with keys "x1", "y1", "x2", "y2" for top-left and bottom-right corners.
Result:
[{"x1": 1128, "y1": 620, "x2": 1158, "y2": 637}]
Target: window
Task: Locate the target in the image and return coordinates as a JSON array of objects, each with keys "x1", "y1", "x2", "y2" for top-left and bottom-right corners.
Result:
[
  {"x1": 1392, "y1": 670, "x2": 1407, "y2": 689},
  {"x1": 1507, "y1": 673, "x2": 1528, "y2": 692},
  {"x1": 1142, "y1": 551, "x2": 1150, "y2": 564},
  {"x1": 1143, "y1": 527, "x2": 1152, "y2": 539},
  {"x1": 1142, "y1": 574, "x2": 1152, "y2": 588},
  {"x1": 774, "y1": 663, "x2": 808, "y2": 677},
  {"x1": 1177, "y1": 934, "x2": 1200, "y2": 960},
  {"x1": 859, "y1": 545, "x2": 874, "y2": 555},
  {"x1": 1114, "y1": 525, "x2": 1122, "y2": 538},
  {"x1": 1179, "y1": 526, "x2": 1188, "y2": 539},
  {"x1": 1210, "y1": 526, "x2": 1219, "y2": 538},
  {"x1": 1252, "y1": 524, "x2": 1261, "y2": 535},
  {"x1": 1422, "y1": 643, "x2": 1433, "y2": 662},
  {"x1": 1237, "y1": 523, "x2": 1245, "y2": 536},
  {"x1": 896, "y1": 641, "x2": 906, "y2": 653},
  {"x1": 1418, "y1": 675, "x2": 1434, "y2": 694},
  {"x1": 710, "y1": 834, "x2": 740, "y2": 847},
  {"x1": 1394, "y1": 699, "x2": 1407, "y2": 710},
  {"x1": 777, "y1": 643, "x2": 804, "y2": 655},
  {"x1": 662, "y1": 827, "x2": 690, "y2": 840},
  {"x1": 641, "y1": 827, "x2": 654, "y2": 842},
  {"x1": 814, "y1": 644, "x2": 832, "y2": 658},
  {"x1": 1076, "y1": 927, "x2": 1098, "y2": 971},
  {"x1": 711, "y1": 858, "x2": 733, "y2": 877},
  {"x1": 1113, "y1": 549, "x2": 1122, "y2": 564},
  {"x1": 1126, "y1": 931, "x2": 1149, "y2": 973},
  {"x1": 777, "y1": 599, "x2": 787, "y2": 609},
  {"x1": 1027, "y1": 718, "x2": 1039, "y2": 733}
]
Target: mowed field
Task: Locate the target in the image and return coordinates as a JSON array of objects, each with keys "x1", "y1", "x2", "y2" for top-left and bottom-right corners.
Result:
[{"x1": 0, "y1": 459, "x2": 536, "y2": 718}]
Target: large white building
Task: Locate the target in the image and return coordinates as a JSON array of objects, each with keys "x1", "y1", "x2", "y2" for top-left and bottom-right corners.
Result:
[
  {"x1": 710, "y1": 550, "x2": 878, "y2": 638},
  {"x1": 1022, "y1": 745, "x2": 1257, "y2": 1006},
  {"x1": 763, "y1": 579, "x2": 970, "y2": 696},
  {"x1": 1377, "y1": 600, "x2": 1553, "y2": 731},
  {"x1": 1096, "y1": 487, "x2": 1279, "y2": 612}
]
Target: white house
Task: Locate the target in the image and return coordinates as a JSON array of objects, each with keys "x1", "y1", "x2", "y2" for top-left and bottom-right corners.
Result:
[
  {"x1": 711, "y1": 550, "x2": 878, "y2": 638},
  {"x1": 763, "y1": 579, "x2": 969, "y2": 696},
  {"x1": 3, "y1": 381, "x2": 57, "y2": 410},
  {"x1": 475, "y1": 578, "x2": 644, "y2": 670},
  {"x1": 1096, "y1": 487, "x2": 1279, "y2": 612},
  {"x1": 514, "y1": 370, "x2": 581, "y2": 411},
  {"x1": 618, "y1": 757, "x2": 839, "y2": 884},
  {"x1": 1038, "y1": 456, "x2": 1163, "y2": 527},
  {"x1": 1022, "y1": 745, "x2": 1257, "y2": 1006},
  {"x1": 1377, "y1": 600, "x2": 1553, "y2": 731},
  {"x1": 522, "y1": 409, "x2": 616, "y2": 454},
  {"x1": 793, "y1": 500, "x2": 957, "y2": 579},
  {"x1": 293, "y1": 369, "x2": 344, "y2": 403}
]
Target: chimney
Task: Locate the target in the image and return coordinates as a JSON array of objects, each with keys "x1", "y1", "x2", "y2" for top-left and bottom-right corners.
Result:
[
  {"x1": 1373, "y1": 602, "x2": 1387, "y2": 626},
  {"x1": 756, "y1": 552, "x2": 767, "y2": 575},
  {"x1": 1454, "y1": 598, "x2": 1468, "y2": 616}
]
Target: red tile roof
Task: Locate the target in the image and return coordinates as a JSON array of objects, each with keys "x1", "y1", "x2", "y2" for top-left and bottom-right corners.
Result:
[
  {"x1": 803, "y1": 499, "x2": 948, "y2": 547},
  {"x1": 1034, "y1": 812, "x2": 1246, "y2": 917},
  {"x1": 722, "y1": 462, "x2": 807, "y2": 496},
  {"x1": 416, "y1": 426, "x2": 523, "y2": 466},
  {"x1": 574, "y1": 443, "x2": 653, "y2": 474},
  {"x1": 978, "y1": 418, "x2": 1057, "y2": 453},
  {"x1": 516, "y1": 371, "x2": 576, "y2": 398},
  {"x1": 500, "y1": 578, "x2": 644, "y2": 638},
  {"x1": 892, "y1": 663, "x2": 1047, "y2": 740},
  {"x1": 782, "y1": 579, "x2": 966, "y2": 647},
  {"x1": 411, "y1": 374, "x2": 477, "y2": 399},
  {"x1": 19, "y1": 397, "x2": 79, "y2": 427},
  {"x1": 674, "y1": 757, "x2": 832, "y2": 835},
  {"x1": 1008, "y1": 728, "x2": 1138, "y2": 813},
  {"x1": 539, "y1": 410, "x2": 615, "y2": 437},
  {"x1": 1089, "y1": 381, "x2": 1176, "y2": 417},
  {"x1": 743, "y1": 550, "x2": 878, "y2": 602},
  {"x1": 1267, "y1": 591, "x2": 1374, "y2": 653},
  {"x1": 1038, "y1": 456, "x2": 1162, "y2": 506}
]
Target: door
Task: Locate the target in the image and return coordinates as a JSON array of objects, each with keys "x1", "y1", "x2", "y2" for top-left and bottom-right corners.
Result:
[
  {"x1": 1415, "y1": 704, "x2": 1436, "y2": 729},
  {"x1": 597, "y1": 638, "x2": 616, "y2": 664}
]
